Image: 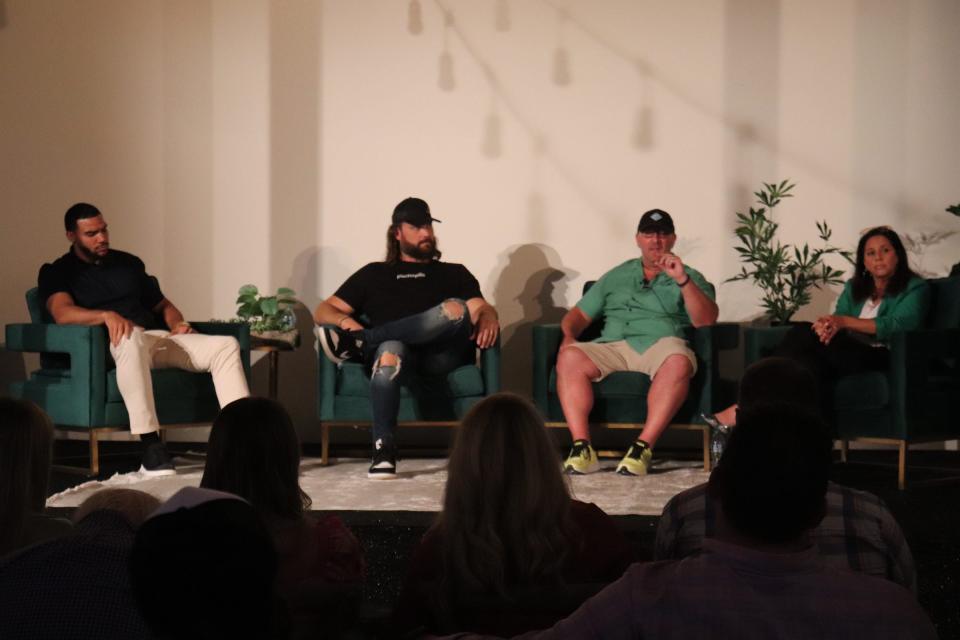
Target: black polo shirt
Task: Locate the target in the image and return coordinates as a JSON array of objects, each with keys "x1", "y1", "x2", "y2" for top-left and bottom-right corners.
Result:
[
  {"x1": 334, "y1": 261, "x2": 483, "y2": 327},
  {"x1": 38, "y1": 249, "x2": 166, "y2": 329}
]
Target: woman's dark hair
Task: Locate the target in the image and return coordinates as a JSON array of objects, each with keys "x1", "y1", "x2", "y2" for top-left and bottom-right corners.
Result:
[
  {"x1": 200, "y1": 397, "x2": 310, "y2": 520},
  {"x1": 384, "y1": 224, "x2": 442, "y2": 264},
  {"x1": 0, "y1": 398, "x2": 54, "y2": 555},
  {"x1": 438, "y1": 393, "x2": 577, "y2": 596},
  {"x1": 850, "y1": 226, "x2": 916, "y2": 302}
]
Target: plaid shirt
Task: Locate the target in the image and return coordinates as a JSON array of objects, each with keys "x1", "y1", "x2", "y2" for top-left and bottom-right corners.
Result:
[
  {"x1": 445, "y1": 540, "x2": 934, "y2": 640},
  {"x1": 654, "y1": 481, "x2": 917, "y2": 592}
]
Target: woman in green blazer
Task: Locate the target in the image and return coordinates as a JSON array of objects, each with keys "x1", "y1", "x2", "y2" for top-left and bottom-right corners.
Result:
[{"x1": 705, "y1": 227, "x2": 930, "y2": 437}]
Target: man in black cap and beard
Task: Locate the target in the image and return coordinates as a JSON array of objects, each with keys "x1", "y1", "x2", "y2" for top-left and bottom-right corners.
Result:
[
  {"x1": 557, "y1": 209, "x2": 718, "y2": 477},
  {"x1": 314, "y1": 197, "x2": 499, "y2": 479}
]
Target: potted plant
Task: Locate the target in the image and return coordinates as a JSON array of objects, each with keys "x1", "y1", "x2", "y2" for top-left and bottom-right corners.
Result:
[
  {"x1": 235, "y1": 285, "x2": 300, "y2": 347},
  {"x1": 727, "y1": 180, "x2": 853, "y2": 325}
]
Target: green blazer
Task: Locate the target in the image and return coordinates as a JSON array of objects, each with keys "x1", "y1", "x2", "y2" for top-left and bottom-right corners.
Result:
[{"x1": 834, "y1": 275, "x2": 930, "y2": 343}]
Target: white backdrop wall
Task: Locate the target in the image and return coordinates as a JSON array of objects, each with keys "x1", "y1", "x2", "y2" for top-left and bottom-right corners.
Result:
[{"x1": 2, "y1": 0, "x2": 958, "y2": 437}]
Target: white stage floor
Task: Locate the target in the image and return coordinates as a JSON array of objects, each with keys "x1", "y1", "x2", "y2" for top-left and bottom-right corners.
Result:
[{"x1": 47, "y1": 455, "x2": 708, "y2": 516}]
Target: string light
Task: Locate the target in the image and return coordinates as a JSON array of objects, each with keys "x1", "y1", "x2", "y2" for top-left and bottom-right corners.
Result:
[{"x1": 407, "y1": 0, "x2": 423, "y2": 35}]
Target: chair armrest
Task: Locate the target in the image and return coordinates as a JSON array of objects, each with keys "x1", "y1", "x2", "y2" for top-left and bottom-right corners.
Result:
[
  {"x1": 315, "y1": 325, "x2": 338, "y2": 421},
  {"x1": 532, "y1": 324, "x2": 563, "y2": 413},
  {"x1": 5, "y1": 323, "x2": 109, "y2": 424},
  {"x1": 888, "y1": 328, "x2": 960, "y2": 420},
  {"x1": 743, "y1": 325, "x2": 793, "y2": 365},
  {"x1": 690, "y1": 322, "x2": 740, "y2": 360},
  {"x1": 480, "y1": 337, "x2": 501, "y2": 394}
]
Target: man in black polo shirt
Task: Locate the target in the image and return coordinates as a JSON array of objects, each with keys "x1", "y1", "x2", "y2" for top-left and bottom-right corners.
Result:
[
  {"x1": 314, "y1": 197, "x2": 499, "y2": 478},
  {"x1": 38, "y1": 203, "x2": 250, "y2": 476}
]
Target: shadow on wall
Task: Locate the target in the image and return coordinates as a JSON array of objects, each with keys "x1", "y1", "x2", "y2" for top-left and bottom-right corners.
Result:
[{"x1": 491, "y1": 244, "x2": 577, "y2": 396}]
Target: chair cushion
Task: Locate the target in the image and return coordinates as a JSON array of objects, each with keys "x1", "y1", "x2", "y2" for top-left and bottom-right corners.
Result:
[
  {"x1": 832, "y1": 372, "x2": 889, "y2": 411},
  {"x1": 335, "y1": 363, "x2": 484, "y2": 399},
  {"x1": 548, "y1": 369, "x2": 651, "y2": 396},
  {"x1": 929, "y1": 277, "x2": 960, "y2": 330}
]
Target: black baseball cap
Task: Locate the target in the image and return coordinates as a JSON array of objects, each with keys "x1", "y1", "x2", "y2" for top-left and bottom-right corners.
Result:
[
  {"x1": 392, "y1": 197, "x2": 442, "y2": 226},
  {"x1": 637, "y1": 209, "x2": 675, "y2": 234}
]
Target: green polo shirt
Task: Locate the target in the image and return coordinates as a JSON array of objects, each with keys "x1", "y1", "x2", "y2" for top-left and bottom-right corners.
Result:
[{"x1": 576, "y1": 258, "x2": 716, "y2": 354}]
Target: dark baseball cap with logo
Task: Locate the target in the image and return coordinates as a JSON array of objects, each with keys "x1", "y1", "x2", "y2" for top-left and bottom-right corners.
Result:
[
  {"x1": 637, "y1": 209, "x2": 675, "y2": 234},
  {"x1": 392, "y1": 197, "x2": 442, "y2": 227}
]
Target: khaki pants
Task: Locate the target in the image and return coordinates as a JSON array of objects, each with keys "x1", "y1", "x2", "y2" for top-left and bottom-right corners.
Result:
[
  {"x1": 567, "y1": 337, "x2": 697, "y2": 381},
  {"x1": 109, "y1": 328, "x2": 249, "y2": 434}
]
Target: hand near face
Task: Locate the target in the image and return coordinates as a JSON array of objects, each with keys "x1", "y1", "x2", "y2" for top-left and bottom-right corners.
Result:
[{"x1": 657, "y1": 253, "x2": 687, "y2": 283}]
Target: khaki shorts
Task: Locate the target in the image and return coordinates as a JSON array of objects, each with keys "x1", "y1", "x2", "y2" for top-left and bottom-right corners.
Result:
[{"x1": 567, "y1": 337, "x2": 697, "y2": 382}]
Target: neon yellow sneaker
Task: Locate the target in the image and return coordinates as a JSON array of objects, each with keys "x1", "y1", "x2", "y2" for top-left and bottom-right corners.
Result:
[
  {"x1": 615, "y1": 441, "x2": 652, "y2": 476},
  {"x1": 563, "y1": 440, "x2": 600, "y2": 475}
]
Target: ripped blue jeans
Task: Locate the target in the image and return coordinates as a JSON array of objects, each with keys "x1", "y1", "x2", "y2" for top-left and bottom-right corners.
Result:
[{"x1": 362, "y1": 299, "x2": 474, "y2": 450}]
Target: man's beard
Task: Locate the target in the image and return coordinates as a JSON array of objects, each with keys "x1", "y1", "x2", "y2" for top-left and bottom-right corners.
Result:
[
  {"x1": 75, "y1": 242, "x2": 108, "y2": 263},
  {"x1": 400, "y1": 238, "x2": 439, "y2": 261}
]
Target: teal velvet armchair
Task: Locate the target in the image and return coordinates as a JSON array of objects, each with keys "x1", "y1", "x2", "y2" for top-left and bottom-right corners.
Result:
[
  {"x1": 316, "y1": 327, "x2": 500, "y2": 464},
  {"x1": 744, "y1": 276, "x2": 960, "y2": 489},
  {"x1": 5, "y1": 288, "x2": 251, "y2": 475},
  {"x1": 532, "y1": 282, "x2": 739, "y2": 470}
]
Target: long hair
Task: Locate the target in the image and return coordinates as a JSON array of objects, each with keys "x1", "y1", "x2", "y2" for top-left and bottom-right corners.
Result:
[
  {"x1": 384, "y1": 224, "x2": 442, "y2": 264},
  {"x1": 0, "y1": 398, "x2": 54, "y2": 555},
  {"x1": 850, "y1": 227, "x2": 916, "y2": 302},
  {"x1": 438, "y1": 393, "x2": 577, "y2": 596},
  {"x1": 200, "y1": 397, "x2": 311, "y2": 520}
]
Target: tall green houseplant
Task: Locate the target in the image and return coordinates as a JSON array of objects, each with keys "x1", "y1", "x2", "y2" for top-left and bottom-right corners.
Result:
[{"x1": 727, "y1": 181, "x2": 853, "y2": 324}]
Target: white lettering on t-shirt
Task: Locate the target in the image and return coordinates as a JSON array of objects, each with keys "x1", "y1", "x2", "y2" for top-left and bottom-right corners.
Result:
[{"x1": 396, "y1": 273, "x2": 426, "y2": 279}]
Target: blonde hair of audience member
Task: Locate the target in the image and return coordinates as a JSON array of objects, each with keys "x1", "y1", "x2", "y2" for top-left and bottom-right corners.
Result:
[
  {"x1": 72, "y1": 488, "x2": 162, "y2": 529},
  {"x1": 440, "y1": 392, "x2": 578, "y2": 596},
  {"x1": 0, "y1": 398, "x2": 55, "y2": 555}
]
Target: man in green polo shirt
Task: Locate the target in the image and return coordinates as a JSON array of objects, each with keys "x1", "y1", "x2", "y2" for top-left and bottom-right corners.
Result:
[{"x1": 557, "y1": 209, "x2": 719, "y2": 476}]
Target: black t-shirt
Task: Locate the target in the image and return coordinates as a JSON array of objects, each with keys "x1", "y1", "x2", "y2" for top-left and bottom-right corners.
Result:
[
  {"x1": 38, "y1": 249, "x2": 166, "y2": 329},
  {"x1": 334, "y1": 261, "x2": 484, "y2": 327}
]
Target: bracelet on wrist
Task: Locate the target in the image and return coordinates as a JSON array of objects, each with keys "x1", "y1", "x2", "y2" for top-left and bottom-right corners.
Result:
[{"x1": 677, "y1": 276, "x2": 691, "y2": 288}]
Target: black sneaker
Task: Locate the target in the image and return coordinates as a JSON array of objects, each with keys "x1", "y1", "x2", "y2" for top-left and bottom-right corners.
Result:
[
  {"x1": 317, "y1": 326, "x2": 364, "y2": 364},
  {"x1": 139, "y1": 442, "x2": 176, "y2": 477},
  {"x1": 368, "y1": 439, "x2": 397, "y2": 480}
]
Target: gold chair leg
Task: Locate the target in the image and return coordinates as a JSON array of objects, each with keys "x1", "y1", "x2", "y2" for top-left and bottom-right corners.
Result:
[
  {"x1": 321, "y1": 423, "x2": 329, "y2": 466},
  {"x1": 89, "y1": 430, "x2": 100, "y2": 477},
  {"x1": 702, "y1": 427, "x2": 711, "y2": 472},
  {"x1": 898, "y1": 440, "x2": 907, "y2": 491}
]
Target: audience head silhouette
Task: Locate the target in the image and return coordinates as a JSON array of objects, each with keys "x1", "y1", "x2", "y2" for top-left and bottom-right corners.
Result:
[
  {"x1": 200, "y1": 396, "x2": 311, "y2": 520},
  {"x1": 0, "y1": 398, "x2": 55, "y2": 555},
  {"x1": 737, "y1": 356, "x2": 819, "y2": 413},
  {"x1": 711, "y1": 403, "x2": 832, "y2": 544},
  {"x1": 441, "y1": 392, "x2": 576, "y2": 593},
  {"x1": 130, "y1": 487, "x2": 279, "y2": 640}
]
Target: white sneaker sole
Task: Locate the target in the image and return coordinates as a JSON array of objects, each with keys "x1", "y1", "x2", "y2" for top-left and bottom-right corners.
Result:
[
  {"x1": 138, "y1": 465, "x2": 177, "y2": 477},
  {"x1": 367, "y1": 471, "x2": 397, "y2": 480},
  {"x1": 316, "y1": 327, "x2": 346, "y2": 365}
]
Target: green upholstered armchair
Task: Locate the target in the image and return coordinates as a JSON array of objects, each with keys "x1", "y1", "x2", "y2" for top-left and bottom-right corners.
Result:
[
  {"x1": 744, "y1": 276, "x2": 960, "y2": 489},
  {"x1": 5, "y1": 288, "x2": 251, "y2": 475},
  {"x1": 532, "y1": 282, "x2": 739, "y2": 470},
  {"x1": 316, "y1": 327, "x2": 500, "y2": 464}
]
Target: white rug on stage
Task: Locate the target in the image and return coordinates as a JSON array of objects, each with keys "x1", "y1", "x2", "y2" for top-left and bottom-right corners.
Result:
[{"x1": 46, "y1": 455, "x2": 708, "y2": 516}]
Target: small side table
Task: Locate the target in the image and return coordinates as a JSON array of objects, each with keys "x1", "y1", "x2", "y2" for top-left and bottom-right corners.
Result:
[{"x1": 251, "y1": 332, "x2": 300, "y2": 400}]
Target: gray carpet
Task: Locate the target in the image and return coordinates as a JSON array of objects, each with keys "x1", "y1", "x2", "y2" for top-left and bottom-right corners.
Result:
[{"x1": 46, "y1": 455, "x2": 707, "y2": 516}]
